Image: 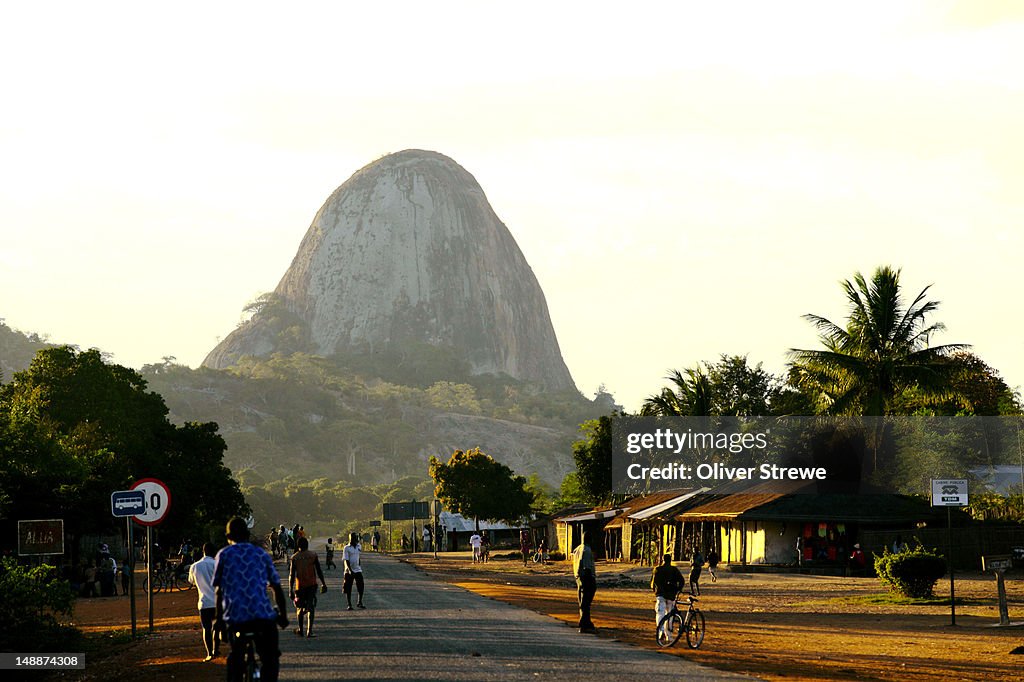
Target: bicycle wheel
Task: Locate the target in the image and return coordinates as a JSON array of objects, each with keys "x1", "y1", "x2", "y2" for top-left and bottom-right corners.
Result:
[
  {"x1": 174, "y1": 573, "x2": 191, "y2": 591},
  {"x1": 685, "y1": 609, "x2": 705, "y2": 649},
  {"x1": 245, "y1": 644, "x2": 257, "y2": 682},
  {"x1": 656, "y1": 611, "x2": 683, "y2": 647}
]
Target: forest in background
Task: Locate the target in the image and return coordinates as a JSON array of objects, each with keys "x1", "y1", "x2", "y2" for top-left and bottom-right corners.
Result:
[{"x1": 0, "y1": 319, "x2": 608, "y2": 538}]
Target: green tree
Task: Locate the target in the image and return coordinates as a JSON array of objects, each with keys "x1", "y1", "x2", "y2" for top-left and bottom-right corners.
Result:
[
  {"x1": 640, "y1": 368, "x2": 713, "y2": 417},
  {"x1": 0, "y1": 346, "x2": 246, "y2": 550},
  {"x1": 896, "y1": 352, "x2": 1021, "y2": 416},
  {"x1": 555, "y1": 471, "x2": 588, "y2": 506},
  {"x1": 706, "y1": 355, "x2": 777, "y2": 416},
  {"x1": 428, "y1": 448, "x2": 532, "y2": 530},
  {"x1": 571, "y1": 416, "x2": 614, "y2": 504},
  {"x1": 788, "y1": 266, "x2": 968, "y2": 416}
]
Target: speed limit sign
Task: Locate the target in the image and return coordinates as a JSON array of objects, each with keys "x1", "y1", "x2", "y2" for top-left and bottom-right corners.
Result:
[{"x1": 130, "y1": 478, "x2": 171, "y2": 526}]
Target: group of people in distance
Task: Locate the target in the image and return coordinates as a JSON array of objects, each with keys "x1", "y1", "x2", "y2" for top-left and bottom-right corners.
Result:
[{"x1": 186, "y1": 519, "x2": 368, "y2": 682}]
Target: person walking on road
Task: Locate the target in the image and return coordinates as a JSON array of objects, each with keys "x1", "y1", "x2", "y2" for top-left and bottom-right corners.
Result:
[
  {"x1": 213, "y1": 517, "x2": 289, "y2": 682},
  {"x1": 325, "y1": 538, "x2": 336, "y2": 570},
  {"x1": 288, "y1": 536, "x2": 327, "y2": 638},
  {"x1": 689, "y1": 548, "x2": 704, "y2": 596},
  {"x1": 188, "y1": 543, "x2": 219, "y2": 661},
  {"x1": 572, "y1": 532, "x2": 597, "y2": 633},
  {"x1": 706, "y1": 547, "x2": 720, "y2": 583},
  {"x1": 371, "y1": 530, "x2": 380, "y2": 552},
  {"x1": 651, "y1": 553, "x2": 684, "y2": 638},
  {"x1": 343, "y1": 532, "x2": 366, "y2": 610},
  {"x1": 470, "y1": 531, "x2": 482, "y2": 563}
]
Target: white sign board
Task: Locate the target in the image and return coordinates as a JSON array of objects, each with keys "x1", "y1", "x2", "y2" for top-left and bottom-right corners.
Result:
[
  {"x1": 130, "y1": 478, "x2": 172, "y2": 526},
  {"x1": 931, "y1": 479, "x2": 968, "y2": 507}
]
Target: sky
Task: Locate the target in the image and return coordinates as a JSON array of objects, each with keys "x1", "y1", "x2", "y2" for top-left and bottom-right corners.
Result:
[{"x1": 1, "y1": 1, "x2": 1023, "y2": 412}]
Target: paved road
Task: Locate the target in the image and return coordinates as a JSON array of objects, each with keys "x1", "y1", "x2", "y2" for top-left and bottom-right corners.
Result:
[{"x1": 276, "y1": 551, "x2": 751, "y2": 681}]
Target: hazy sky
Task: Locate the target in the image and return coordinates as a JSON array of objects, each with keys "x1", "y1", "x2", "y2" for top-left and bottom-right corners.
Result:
[{"x1": 2, "y1": 2, "x2": 1022, "y2": 411}]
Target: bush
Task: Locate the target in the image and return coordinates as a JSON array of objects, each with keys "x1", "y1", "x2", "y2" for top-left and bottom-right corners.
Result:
[
  {"x1": 874, "y1": 544, "x2": 947, "y2": 599},
  {"x1": 0, "y1": 557, "x2": 80, "y2": 651}
]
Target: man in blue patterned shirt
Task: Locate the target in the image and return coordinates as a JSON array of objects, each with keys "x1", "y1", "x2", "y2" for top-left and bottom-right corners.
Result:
[{"x1": 213, "y1": 518, "x2": 289, "y2": 682}]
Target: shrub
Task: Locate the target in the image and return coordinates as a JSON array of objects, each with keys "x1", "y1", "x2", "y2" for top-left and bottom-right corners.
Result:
[
  {"x1": 874, "y1": 544, "x2": 947, "y2": 599},
  {"x1": 0, "y1": 557, "x2": 79, "y2": 651}
]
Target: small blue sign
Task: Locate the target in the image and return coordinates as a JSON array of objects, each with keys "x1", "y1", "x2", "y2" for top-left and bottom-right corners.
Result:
[{"x1": 111, "y1": 490, "x2": 146, "y2": 517}]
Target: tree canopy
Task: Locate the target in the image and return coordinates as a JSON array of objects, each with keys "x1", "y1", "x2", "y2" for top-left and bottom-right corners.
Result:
[
  {"x1": 788, "y1": 266, "x2": 969, "y2": 416},
  {"x1": 571, "y1": 416, "x2": 614, "y2": 504},
  {"x1": 0, "y1": 346, "x2": 246, "y2": 552},
  {"x1": 428, "y1": 448, "x2": 533, "y2": 530}
]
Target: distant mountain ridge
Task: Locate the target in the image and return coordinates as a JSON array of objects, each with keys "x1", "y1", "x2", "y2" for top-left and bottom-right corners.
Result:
[
  {"x1": 0, "y1": 321, "x2": 52, "y2": 379},
  {"x1": 204, "y1": 150, "x2": 576, "y2": 392}
]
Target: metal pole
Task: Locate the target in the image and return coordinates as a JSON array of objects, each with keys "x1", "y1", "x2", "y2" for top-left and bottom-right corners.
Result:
[
  {"x1": 948, "y1": 506, "x2": 956, "y2": 626},
  {"x1": 147, "y1": 525, "x2": 154, "y2": 632},
  {"x1": 127, "y1": 518, "x2": 136, "y2": 638}
]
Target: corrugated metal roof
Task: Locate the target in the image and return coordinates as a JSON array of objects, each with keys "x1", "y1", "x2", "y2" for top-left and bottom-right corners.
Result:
[
  {"x1": 602, "y1": 488, "x2": 703, "y2": 528},
  {"x1": 675, "y1": 492, "x2": 786, "y2": 521},
  {"x1": 556, "y1": 508, "x2": 625, "y2": 523},
  {"x1": 676, "y1": 485, "x2": 952, "y2": 524},
  {"x1": 628, "y1": 488, "x2": 711, "y2": 520}
]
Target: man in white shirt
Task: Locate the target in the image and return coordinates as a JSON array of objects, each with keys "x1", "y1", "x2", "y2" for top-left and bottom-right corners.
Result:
[
  {"x1": 469, "y1": 532, "x2": 482, "y2": 563},
  {"x1": 187, "y1": 543, "x2": 219, "y2": 661},
  {"x1": 343, "y1": 532, "x2": 365, "y2": 610}
]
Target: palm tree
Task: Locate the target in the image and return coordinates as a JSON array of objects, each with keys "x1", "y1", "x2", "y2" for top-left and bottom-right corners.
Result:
[
  {"x1": 788, "y1": 266, "x2": 968, "y2": 416},
  {"x1": 640, "y1": 367, "x2": 714, "y2": 416}
]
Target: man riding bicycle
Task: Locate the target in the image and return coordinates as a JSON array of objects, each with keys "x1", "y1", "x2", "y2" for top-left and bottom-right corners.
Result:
[
  {"x1": 214, "y1": 517, "x2": 289, "y2": 682},
  {"x1": 651, "y1": 553, "x2": 684, "y2": 637}
]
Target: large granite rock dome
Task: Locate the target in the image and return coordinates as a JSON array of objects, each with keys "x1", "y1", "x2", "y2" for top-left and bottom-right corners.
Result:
[{"x1": 203, "y1": 150, "x2": 576, "y2": 392}]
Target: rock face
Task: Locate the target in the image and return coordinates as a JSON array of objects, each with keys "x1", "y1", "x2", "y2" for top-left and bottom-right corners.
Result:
[{"x1": 204, "y1": 150, "x2": 576, "y2": 392}]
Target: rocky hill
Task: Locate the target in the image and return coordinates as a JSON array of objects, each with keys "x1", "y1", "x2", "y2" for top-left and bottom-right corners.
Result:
[{"x1": 204, "y1": 150, "x2": 576, "y2": 392}]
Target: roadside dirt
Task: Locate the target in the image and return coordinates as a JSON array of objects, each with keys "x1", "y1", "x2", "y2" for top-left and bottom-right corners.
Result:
[
  {"x1": 54, "y1": 553, "x2": 1024, "y2": 681},
  {"x1": 404, "y1": 552, "x2": 1024, "y2": 682}
]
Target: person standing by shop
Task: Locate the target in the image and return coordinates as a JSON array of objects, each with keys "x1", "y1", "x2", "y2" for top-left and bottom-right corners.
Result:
[{"x1": 520, "y1": 530, "x2": 533, "y2": 568}]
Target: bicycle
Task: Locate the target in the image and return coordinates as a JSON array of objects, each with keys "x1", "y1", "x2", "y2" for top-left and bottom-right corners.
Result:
[
  {"x1": 531, "y1": 549, "x2": 548, "y2": 564},
  {"x1": 233, "y1": 626, "x2": 261, "y2": 682},
  {"x1": 142, "y1": 562, "x2": 192, "y2": 593},
  {"x1": 656, "y1": 594, "x2": 705, "y2": 649}
]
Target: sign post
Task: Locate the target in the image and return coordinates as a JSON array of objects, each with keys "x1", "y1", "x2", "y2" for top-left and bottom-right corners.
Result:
[
  {"x1": 931, "y1": 479, "x2": 968, "y2": 626},
  {"x1": 982, "y1": 555, "x2": 1013, "y2": 626},
  {"x1": 17, "y1": 519, "x2": 64, "y2": 558},
  {"x1": 383, "y1": 502, "x2": 430, "y2": 554},
  {"x1": 130, "y1": 479, "x2": 171, "y2": 633},
  {"x1": 112, "y1": 490, "x2": 146, "y2": 638}
]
